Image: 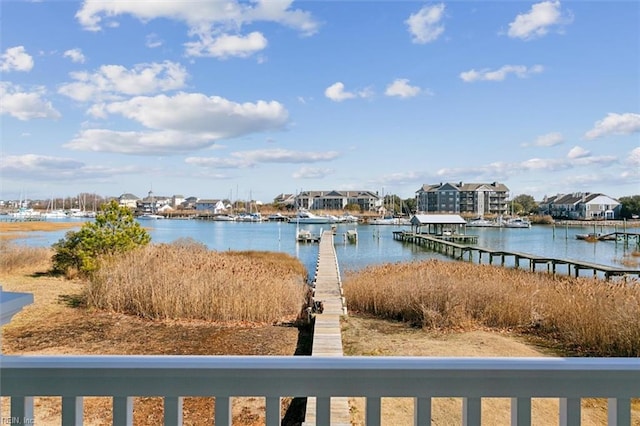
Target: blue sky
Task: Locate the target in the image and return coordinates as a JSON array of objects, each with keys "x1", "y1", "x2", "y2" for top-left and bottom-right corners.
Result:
[{"x1": 1, "y1": 0, "x2": 638, "y2": 203}]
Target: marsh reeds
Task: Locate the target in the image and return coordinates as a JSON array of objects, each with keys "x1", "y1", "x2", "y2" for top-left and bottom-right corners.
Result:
[
  {"x1": 0, "y1": 241, "x2": 51, "y2": 273},
  {"x1": 87, "y1": 240, "x2": 309, "y2": 323},
  {"x1": 343, "y1": 260, "x2": 640, "y2": 356}
]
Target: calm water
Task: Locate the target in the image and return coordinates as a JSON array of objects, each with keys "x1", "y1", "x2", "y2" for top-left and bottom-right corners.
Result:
[{"x1": 10, "y1": 219, "x2": 638, "y2": 279}]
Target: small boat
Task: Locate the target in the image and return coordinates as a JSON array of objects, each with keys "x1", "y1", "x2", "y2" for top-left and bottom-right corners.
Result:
[
  {"x1": 211, "y1": 214, "x2": 236, "y2": 221},
  {"x1": 467, "y1": 218, "x2": 498, "y2": 227},
  {"x1": 296, "y1": 228, "x2": 320, "y2": 243},
  {"x1": 345, "y1": 229, "x2": 358, "y2": 243},
  {"x1": 576, "y1": 232, "x2": 616, "y2": 241},
  {"x1": 290, "y1": 209, "x2": 336, "y2": 224},
  {"x1": 138, "y1": 213, "x2": 164, "y2": 220},
  {"x1": 502, "y1": 218, "x2": 531, "y2": 228}
]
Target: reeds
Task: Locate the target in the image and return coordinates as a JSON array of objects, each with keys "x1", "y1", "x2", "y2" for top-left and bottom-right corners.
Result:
[
  {"x1": 0, "y1": 241, "x2": 51, "y2": 273},
  {"x1": 343, "y1": 260, "x2": 640, "y2": 356},
  {"x1": 87, "y1": 240, "x2": 309, "y2": 323}
]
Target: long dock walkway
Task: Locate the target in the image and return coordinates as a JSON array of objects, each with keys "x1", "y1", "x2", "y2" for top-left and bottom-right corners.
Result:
[
  {"x1": 393, "y1": 231, "x2": 640, "y2": 280},
  {"x1": 303, "y1": 230, "x2": 349, "y2": 426}
]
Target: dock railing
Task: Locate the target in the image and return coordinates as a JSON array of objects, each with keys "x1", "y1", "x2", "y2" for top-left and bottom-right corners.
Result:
[{"x1": 1, "y1": 355, "x2": 639, "y2": 425}]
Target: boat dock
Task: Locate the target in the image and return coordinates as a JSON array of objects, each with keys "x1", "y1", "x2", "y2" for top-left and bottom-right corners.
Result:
[
  {"x1": 304, "y1": 230, "x2": 349, "y2": 426},
  {"x1": 393, "y1": 231, "x2": 640, "y2": 280}
]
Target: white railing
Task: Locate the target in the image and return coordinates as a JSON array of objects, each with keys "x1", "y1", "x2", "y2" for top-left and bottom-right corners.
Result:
[{"x1": 1, "y1": 355, "x2": 638, "y2": 425}]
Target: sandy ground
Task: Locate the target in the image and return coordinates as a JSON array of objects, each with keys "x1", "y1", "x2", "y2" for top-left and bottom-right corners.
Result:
[{"x1": 1, "y1": 255, "x2": 638, "y2": 425}]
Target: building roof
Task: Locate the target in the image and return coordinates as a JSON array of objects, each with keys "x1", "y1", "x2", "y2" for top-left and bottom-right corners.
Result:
[
  {"x1": 410, "y1": 214, "x2": 467, "y2": 225},
  {"x1": 417, "y1": 182, "x2": 509, "y2": 193}
]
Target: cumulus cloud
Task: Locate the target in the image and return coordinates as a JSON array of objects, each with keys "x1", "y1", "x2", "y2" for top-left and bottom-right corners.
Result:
[
  {"x1": 629, "y1": 147, "x2": 640, "y2": 166},
  {"x1": 584, "y1": 112, "x2": 640, "y2": 140},
  {"x1": 406, "y1": 4, "x2": 445, "y2": 44},
  {"x1": 460, "y1": 64, "x2": 544, "y2": 82},
  {"x1": 185, "y1": 31, "x2": 268, "y2": 59},
  {"x1": 522, "y1": 132, "x2": 564, "y2": 147},
  {"x1": 65, "y1": 93, "x2": 289, "y2": 155},
  {"x1": 325, "y1": 82, "x2": 372, "y2": 102},
  {"x1": 63, "y1": 48, "x2": 86, "y2": 63},
  {"x1": 0, "y1": 82, "x2": 61, "y2": 121},
  {"x1": 567, "y1": 146, "x2": 590, "y2": 159},
  {"x1": 292, "y1": 166, "x2": 335, "y2": 179},
  {"x1": 75, "y1": 1, "x2": 318, "y2": 58},
  {"x1": 0, "y1": 46, "x2": 34, "y2": 72},
  {"x1": 385, "y1": 79, "x2": 422, "y2": 98},
  {"x1": 507, "y1": 1, "x2": 572, "y2": 40},
  {"x1": 58, "y1": 61, "x2": 188, "y2": 102}
]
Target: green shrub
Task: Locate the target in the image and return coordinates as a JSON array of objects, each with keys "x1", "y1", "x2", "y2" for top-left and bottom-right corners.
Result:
[{"x1": 52, "y1": 200, "x2": 150, "y2": 276}]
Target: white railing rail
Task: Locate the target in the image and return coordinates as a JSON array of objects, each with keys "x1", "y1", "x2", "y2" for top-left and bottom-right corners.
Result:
[{"x1": 1, "y1": 355, "x2": 638, "y2": 425}]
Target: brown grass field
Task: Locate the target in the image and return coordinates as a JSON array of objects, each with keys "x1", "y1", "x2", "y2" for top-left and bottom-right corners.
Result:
[{"x1": 1, "y1": 230, "x2": 639, "y2": 425}]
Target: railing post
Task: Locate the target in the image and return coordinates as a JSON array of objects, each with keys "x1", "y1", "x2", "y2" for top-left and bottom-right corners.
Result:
[
  {"x1": 214, "y1": 396, "x2": 231, "y2": 426},
  {"x1": 607, "y1": 398, "x2": 631, "y2": 426},
  {"x1": 316, "y1": 397, "x2": 330, "y2": 425},
  {"x1": 559, "y1": 398, "x2": 580, "y2": 426},
  {"x1": 510, "y1": 397, "x2": 531, "y2": 426},
  {"x1": 163, "y1": 396, "x2": 183, "y2": 426},
  {"x1": 265, "y1": 396, "x2": 280, "y2": 426},
  {"x1": 113, "y1": 396, "x2": 133, "y2": 426},
  {"x1": 10, "y1": 396, "x2": 34, "y2": 425},
  {"x1": 414, "y1": 397, "x2": 432, "y2": 426},
  {"x1": 62, "y1": 396, "x2": 84, "y2": 425},
  {"x1": 366, "y1": 397, "x2": 381, "y2": 426},
  {"x1": 462, "y1": 397, "x2": 481, "y2": 426}
]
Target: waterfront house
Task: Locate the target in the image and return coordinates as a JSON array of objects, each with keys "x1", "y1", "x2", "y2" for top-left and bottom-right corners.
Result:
[
  {"x1": 539, "y1": 192, "x2": 621, "y2": 220},
  {"x1": 273, "y1": 193, "x2": 296, "y2": 209},
  {"x1": 194, "y1": 199, "x2": 227, "y2": 214},
  {"x1": 295, "y1": 190, "x2": 381, "y2": 212},
  {"x1": 118, "y1": 193, "x2": 140, "y2": 209},
  {"x1": 415, "y1": 182, "x2": 509, "y2": 216}
]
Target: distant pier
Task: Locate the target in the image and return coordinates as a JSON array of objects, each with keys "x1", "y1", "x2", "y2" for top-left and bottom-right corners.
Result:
[{"x1": 393, "y1": 231, "x2": 640, "y2": 280}]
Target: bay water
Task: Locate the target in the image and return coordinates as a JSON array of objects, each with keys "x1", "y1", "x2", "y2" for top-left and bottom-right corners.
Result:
[{"x1": 11, "y1": 219, "x2": 638, "y2": 280}]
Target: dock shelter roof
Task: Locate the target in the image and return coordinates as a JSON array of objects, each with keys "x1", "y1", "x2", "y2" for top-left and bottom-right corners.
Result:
[{"x1": 410, "y1": 214, "x2": 467, "y2": 226}]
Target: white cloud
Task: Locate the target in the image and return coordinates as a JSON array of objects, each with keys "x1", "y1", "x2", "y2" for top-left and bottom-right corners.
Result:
[
  {"x1": 406, "y1": 4, "x2": 445, "y2": 44},
  {"x1": 629, "y1": 147, "x2": 640, "y2": 166},
  {"x1": 63, "y1": 48, "x2": 86, "y2": 63},
  {"x1": 385, "y1": 79, "x2": 421, "y2": 98},
  {"x1": 0, "y1": 154, "x2": 133, "y2": 181},
  {"x1": 75, "y1": 1, "x2": 318, "y2": 58},
  {"x1": 185, "y1": 31, "x2": 268, "y2": 59},
  {"x1": 567, "y1": 146, "x2": 590, "y2": 159},
  {"x1": 0, "y1": 46, "x2": 34, "y2": 72},
  {"x1": 522, "y1": 132, "x2": 564, "y2": 147},
  {"x1": 507, "y1": 1, "x2": 572, "y2": 40},
  {"x1": 460, "y1": 64, "x2": 544, "y2": 82},
  {"x1": 186, "y1": 149, "x2": 339, "y2": 169},
  {"x1": 0, "y1": 82, "x2": 61, "y2": 121},
  {"x1": 146, "y1": 33, "x2": 163, "y2": 48},
  {"x1": 292, "y1": 167, "x2": 335, "y2": 179},
  {"x1": 584, "y1": 112, "x2": 640, "y2": 140},
  {"x1": 324, "y1": 82, "x2": 372, "y2": 102},
  {"x1": 58, "y1": 61, "x2": 188, "y2": 102},
  {"x1": 65, "y1": 93, "x2": 289, "y2": 155}
]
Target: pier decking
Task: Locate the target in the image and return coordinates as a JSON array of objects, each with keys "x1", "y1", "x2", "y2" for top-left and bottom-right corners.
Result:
[
  {"x1": 304, "y1": 230, "x2": 349, "y2": 426},
  {"x1": 393, "y1": 231, "x2": 640, "y2": 280}
]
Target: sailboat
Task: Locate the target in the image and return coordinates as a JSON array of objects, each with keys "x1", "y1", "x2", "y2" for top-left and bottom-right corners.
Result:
[{"x1": 138, "y1": 190, "x2": 164, "y2": 220}]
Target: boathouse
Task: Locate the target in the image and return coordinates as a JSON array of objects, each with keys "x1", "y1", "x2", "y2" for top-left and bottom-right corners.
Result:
[{"x1": 410, "y1": 214, "x2": 467, "y2": 236}]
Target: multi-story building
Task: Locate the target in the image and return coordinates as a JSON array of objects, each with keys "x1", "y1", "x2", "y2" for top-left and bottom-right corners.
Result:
[
  {"x1": 415, "y1": 182, "x2": 509, "y2": 216},
  {"x1": 294, "y1": 190, "x2": 381, "y2": 212},
  {"x1": 539, "y1": 192, "x2": 621, "y2": 219}
]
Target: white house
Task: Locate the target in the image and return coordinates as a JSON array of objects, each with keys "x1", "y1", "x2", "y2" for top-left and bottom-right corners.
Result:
[{"x1": 194, "y1": 199, "x2": 227, "y2": 214}]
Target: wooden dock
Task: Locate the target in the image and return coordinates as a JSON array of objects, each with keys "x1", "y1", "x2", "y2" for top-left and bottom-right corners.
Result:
[
  {"x1": 303, "y1": 230, "x2": 350, "y2": 426},
  {"x1": 393, "y1": 231, "x2": 640, "y2": 280}
]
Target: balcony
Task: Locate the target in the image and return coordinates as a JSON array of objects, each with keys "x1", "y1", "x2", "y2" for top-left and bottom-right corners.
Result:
[{"x1": 1, "y1": 356, "x2": 638, "y2": 425}]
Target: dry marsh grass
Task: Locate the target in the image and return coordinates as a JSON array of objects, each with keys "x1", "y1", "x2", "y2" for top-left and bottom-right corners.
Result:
[
  {"x1": 0, "y1": 241, "x2": 52, "y2": 273},
  {"x1": 87, "y1": 240, "x2": 309, "y2": 323},
  {"x1": 343, "y1": 260, "x2": 640, "y2": 357}
]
